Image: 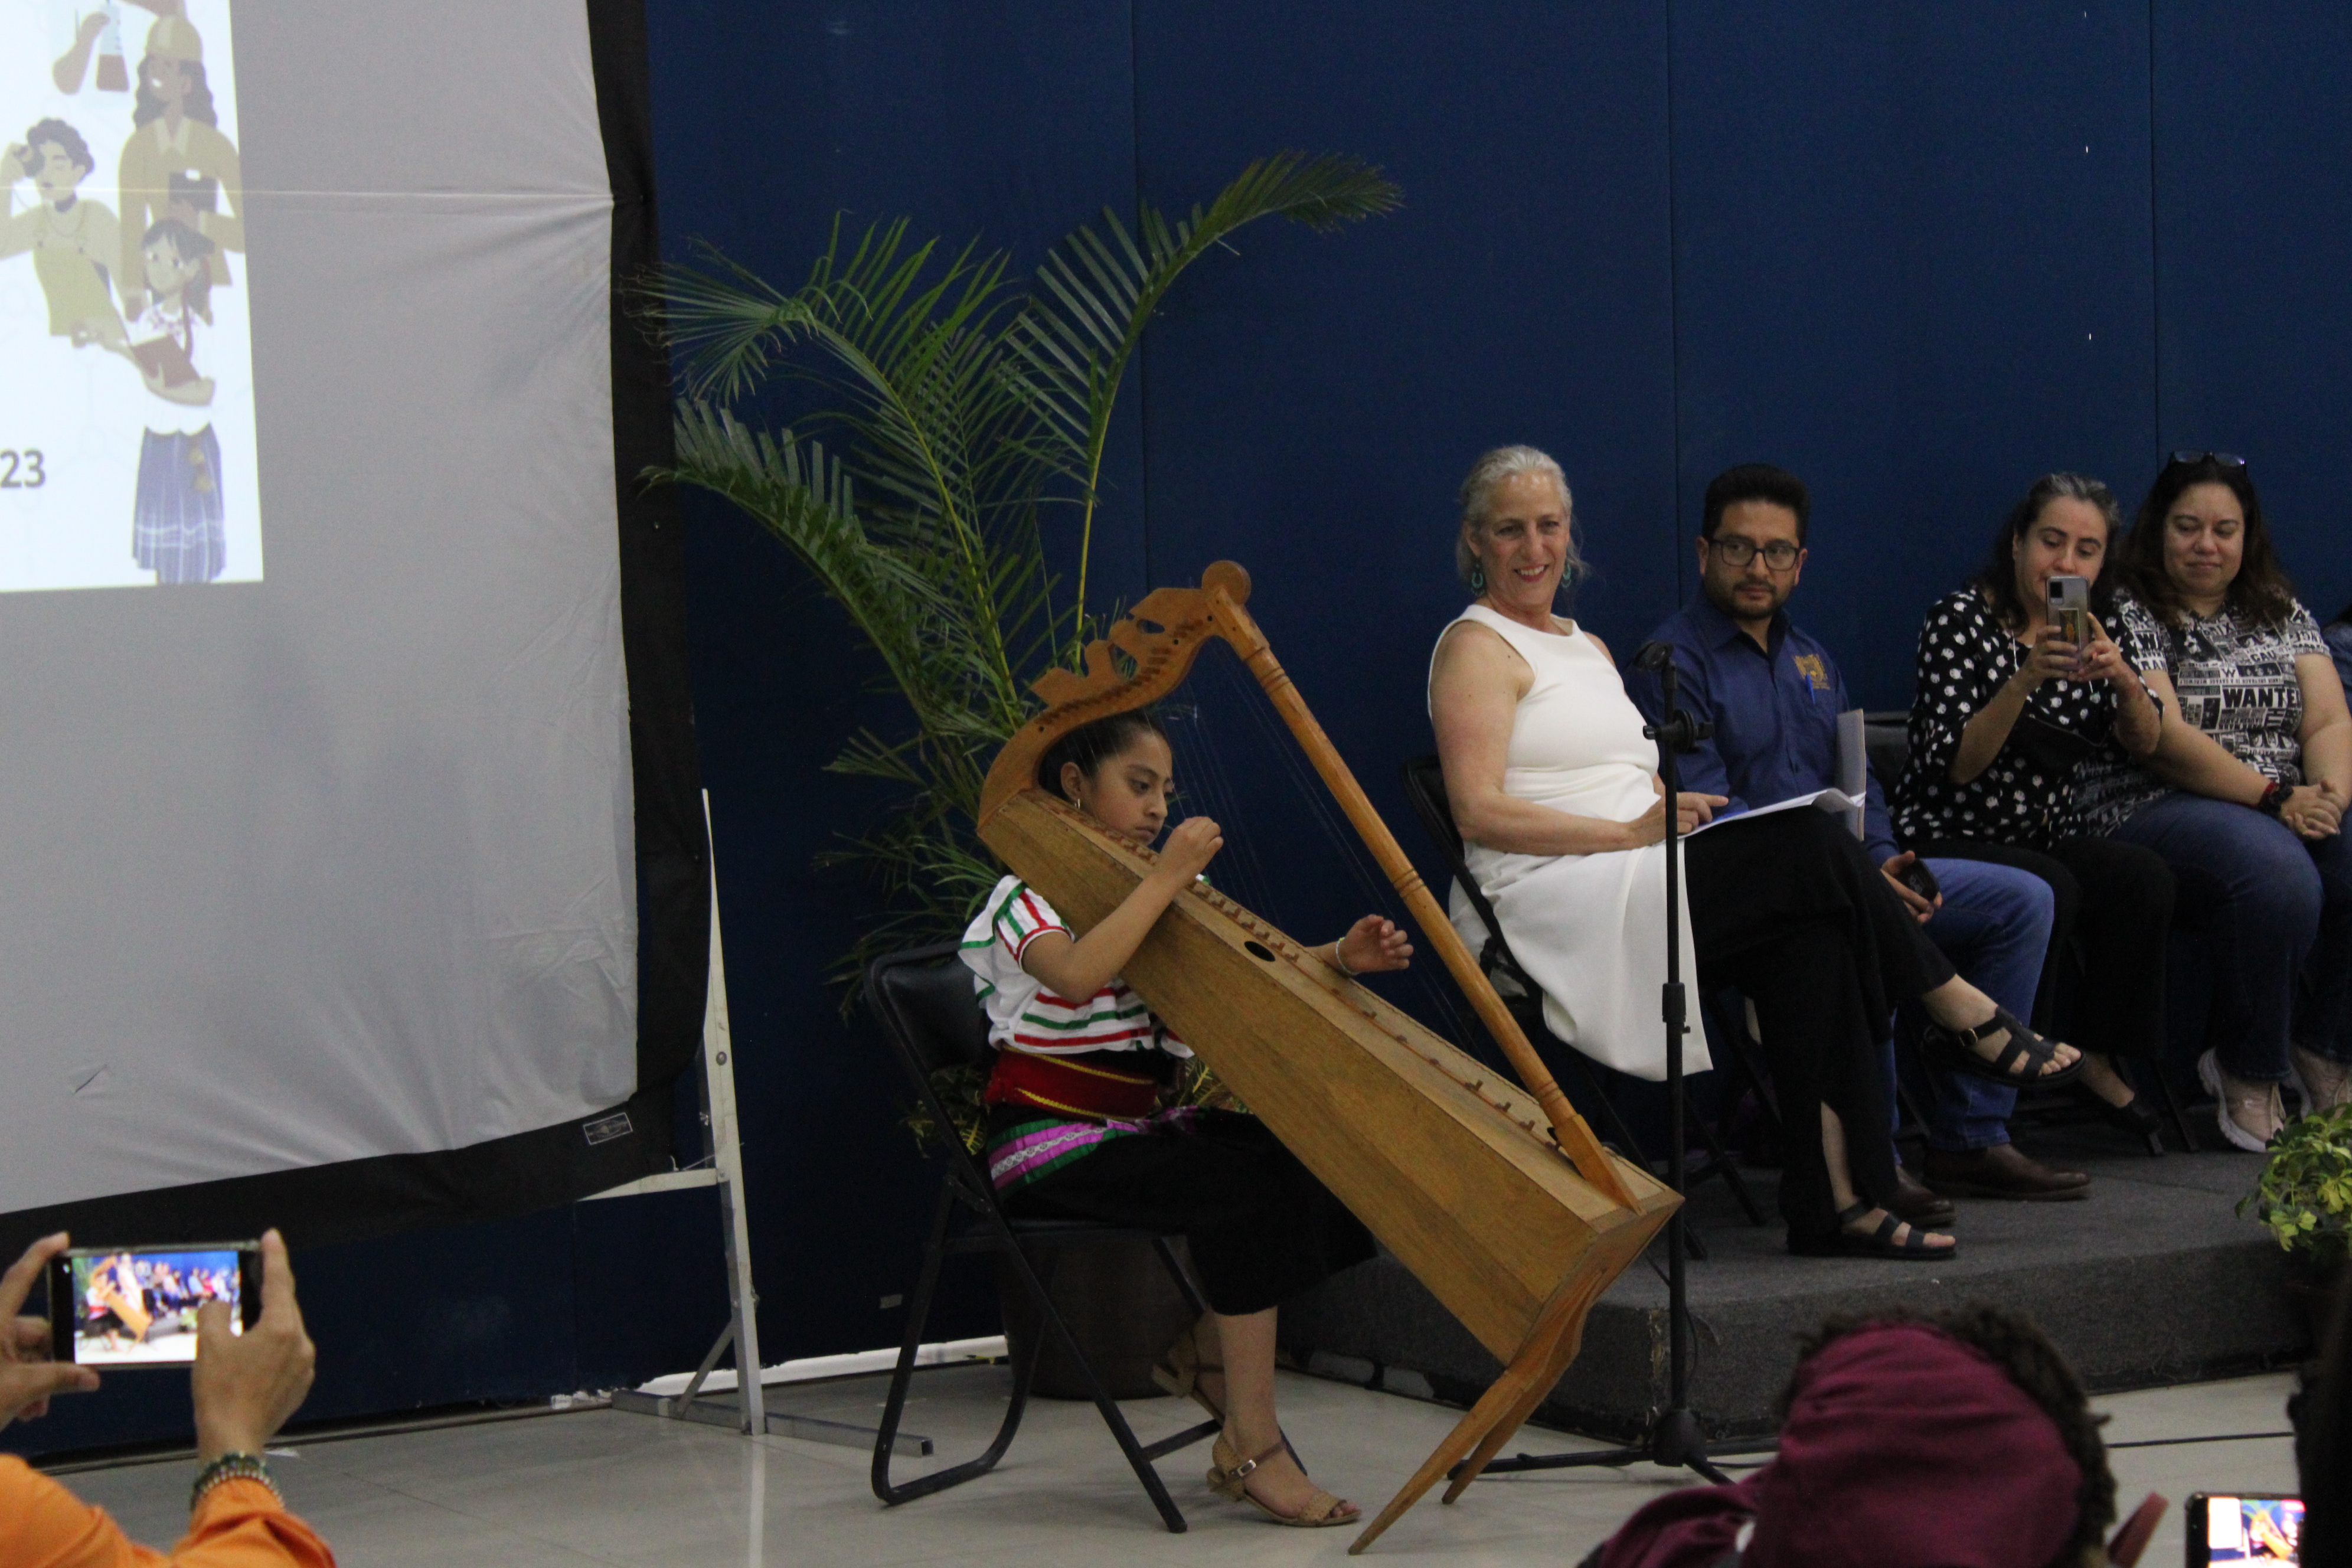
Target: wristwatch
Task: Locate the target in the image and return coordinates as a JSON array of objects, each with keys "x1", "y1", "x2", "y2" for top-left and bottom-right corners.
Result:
[{"x1": 2255, "y1": 780, "x2": 2287, "y2": 817}]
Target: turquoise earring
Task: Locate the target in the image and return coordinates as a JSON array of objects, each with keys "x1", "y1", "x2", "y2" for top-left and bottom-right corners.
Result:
[{"x1": 1470, "y1": 563, "x2": 1487, "y2": 595}]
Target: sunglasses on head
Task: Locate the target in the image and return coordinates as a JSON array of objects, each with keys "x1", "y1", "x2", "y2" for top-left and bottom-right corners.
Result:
[{"x1": 2168, "y1": 450, "x2": 2246, "y2": 470}]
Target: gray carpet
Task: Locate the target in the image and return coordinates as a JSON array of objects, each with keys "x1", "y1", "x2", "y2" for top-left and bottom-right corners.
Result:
[{"x1": 1280, "y1": 1116, "x2": 2311, "y2": 1439}]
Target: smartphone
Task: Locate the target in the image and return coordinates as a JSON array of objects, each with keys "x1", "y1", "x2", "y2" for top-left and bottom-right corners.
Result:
[
  {"x1": 1897, "y1": 858, "x2": 1941, "y2": 902},
  {"x1": 2186, "y1": 1492, "x2": 2303, "y2": 1563},
  {"x1": 2047, "y1": 573, "x2": 2093, "y2": 651},
  {"x1": 48, "y1": 1243, "x2": 260, "y2": 1368}
]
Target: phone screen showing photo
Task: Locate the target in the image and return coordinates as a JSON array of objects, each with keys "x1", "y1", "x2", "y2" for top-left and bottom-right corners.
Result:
[
  {"x1": 2201, "y1": 1494, "x2": 2304, "y2": 1562},
  {"x1": 64, "y1": 1247, "x2": 245, "y2": 1367}
]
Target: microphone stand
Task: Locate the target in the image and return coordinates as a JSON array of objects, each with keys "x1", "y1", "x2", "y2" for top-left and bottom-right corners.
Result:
[{"x1": 1466, "y1": 647, "x2": 1773, "y2": 1485}]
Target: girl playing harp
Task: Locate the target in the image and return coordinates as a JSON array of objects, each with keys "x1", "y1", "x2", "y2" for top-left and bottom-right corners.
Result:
[{"x1": 961, "y1": 708, "x2": 1409, "y2": 1528}]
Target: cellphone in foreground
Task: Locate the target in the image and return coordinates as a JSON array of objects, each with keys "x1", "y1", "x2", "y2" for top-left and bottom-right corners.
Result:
[
  {"x1": 2047, "y1": 573, "x2": 2093, "y2": 649},
  {"x1": 48, "y1": 1243, "x2": 261, "y2": 1369},
  {"x1": 2186, "y1": 1492, "x2": 2303, "y2": 1563}
]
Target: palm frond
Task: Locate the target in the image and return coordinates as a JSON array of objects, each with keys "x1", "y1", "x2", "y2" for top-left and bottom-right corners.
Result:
[{"x1": 1007, "y1": 152, "x2": 1402, "y2": 642}]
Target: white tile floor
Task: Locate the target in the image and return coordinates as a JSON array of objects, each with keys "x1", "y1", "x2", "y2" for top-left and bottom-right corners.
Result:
[{"x1": 58, "y1": 1365, "x2": 2300, "y2": 1566}]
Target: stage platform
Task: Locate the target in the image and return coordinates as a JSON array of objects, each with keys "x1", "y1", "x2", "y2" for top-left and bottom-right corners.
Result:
[{"x1": 1280, "y1": 1117, "x2": 2312, "y2": 1440}]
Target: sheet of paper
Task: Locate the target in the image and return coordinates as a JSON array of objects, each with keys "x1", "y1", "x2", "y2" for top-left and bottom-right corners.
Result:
[
  {"x1": 1684, "y1": 786, "x2": 1865, "y2": 837},
  {"x1": 1836, "y1": 708, "x2": 1867, "y2": 841}
]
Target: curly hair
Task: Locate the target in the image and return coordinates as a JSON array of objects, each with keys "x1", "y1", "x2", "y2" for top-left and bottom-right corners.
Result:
[
  {"x1": 1785, "y1": 1305, "x2": 2116, "y2": 1568},
  {"x1": 22, "y1": 117, "x2": 94, "y2": 179},
  {"x1": 2119, "y1": 454, "x2": 2299, "y2": 631}
]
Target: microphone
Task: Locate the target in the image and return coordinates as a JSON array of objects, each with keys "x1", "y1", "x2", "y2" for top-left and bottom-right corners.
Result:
[{"x1": 1634, "y1": 641, "x2": 1675, "y2": 674}]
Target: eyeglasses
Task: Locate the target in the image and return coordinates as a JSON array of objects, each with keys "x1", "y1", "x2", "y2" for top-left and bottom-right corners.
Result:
[
  {"x1": 2168, "y1": 450, "x2": 2246, "y2": 470},
  {"x1": 1706, "y1": 536, "x2": 1801, "y2": 570}
]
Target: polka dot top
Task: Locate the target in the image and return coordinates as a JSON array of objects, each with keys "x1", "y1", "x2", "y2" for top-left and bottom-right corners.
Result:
[{"x1": 1891, "y1": 587, "x2": 2133, "y2": 851}]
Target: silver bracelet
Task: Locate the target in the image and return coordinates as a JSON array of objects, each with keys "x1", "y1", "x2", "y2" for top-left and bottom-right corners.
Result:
[
  {"x1": 191, "y1": 1451, "x2": 281, "y2": 1513},
  {"x1": 1331, "y1": 943, "x2": 1358, "y2": 978}
]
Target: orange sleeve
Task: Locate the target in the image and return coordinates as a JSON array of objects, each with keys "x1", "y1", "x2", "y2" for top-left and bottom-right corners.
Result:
[
  {"x1": 168, "y1": 1478, "x2": 336, "y2": 1567},
  {"x1": 0, "y1": 1459, "x2": 335, "y2": 1568},
  {"x1": 0, "y1": 1455, "x2": 167, "y2": 1568}
]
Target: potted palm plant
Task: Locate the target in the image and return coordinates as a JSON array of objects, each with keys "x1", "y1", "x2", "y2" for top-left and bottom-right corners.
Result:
[
  {"x1": 649, "y1": 154, "x2": 1399, "y2": 1393},
  {"x1": 2242, "y1": 1103, "x2": 2352, "y2": 1346}
]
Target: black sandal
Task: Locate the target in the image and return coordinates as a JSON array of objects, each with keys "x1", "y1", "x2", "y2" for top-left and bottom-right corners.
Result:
[
  {"x1": 1829, "y1": 1200, "x2": 1957, "y2": 1262},
  {"x1": 1920, "y1": 1005, "x2": 2083, "y2": 1090}
]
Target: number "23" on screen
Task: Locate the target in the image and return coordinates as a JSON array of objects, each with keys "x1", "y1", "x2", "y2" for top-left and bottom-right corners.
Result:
[{"x1": 0, "y1": 450, "x2": 47, "y2": 489}]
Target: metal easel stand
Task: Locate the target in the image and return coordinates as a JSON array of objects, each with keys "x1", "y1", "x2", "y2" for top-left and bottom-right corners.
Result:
[{"x1": 597, "y1": 793, "x2": 929, "y2": 1455}]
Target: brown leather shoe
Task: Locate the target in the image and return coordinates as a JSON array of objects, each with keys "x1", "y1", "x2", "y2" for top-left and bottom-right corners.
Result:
[
  {"x1": 1890, "y1": 1164, "x2": 1956, "y2": 1226},
  {"x1": 1923, "y1": 1142, "x2": 2091, "y2": 1201}
]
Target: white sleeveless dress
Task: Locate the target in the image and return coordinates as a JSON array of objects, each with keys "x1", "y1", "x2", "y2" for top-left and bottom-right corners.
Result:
[{"x1": 1430, "y1": 605, "x2": 1706, "y2": 1082}]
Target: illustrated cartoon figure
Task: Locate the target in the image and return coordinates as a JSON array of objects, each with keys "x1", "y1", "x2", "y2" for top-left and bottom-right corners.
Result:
[
  {"x1": 48, "y1": 1, "x2": 135, "y2": 95},
  {"x1": 128, "y1": 215, "x2": 212, "y2": 403},
  {"x1": 116, "y1": 14, "x2": 240, "y2": 321},
  {"x1": 1, "y1": 118, "x2": 129, "y2": 351}
]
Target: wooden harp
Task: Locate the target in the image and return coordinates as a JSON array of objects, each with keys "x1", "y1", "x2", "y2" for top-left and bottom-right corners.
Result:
[{"x1": 976, "y1": 561, "x2": 1678, "y2": 1551}]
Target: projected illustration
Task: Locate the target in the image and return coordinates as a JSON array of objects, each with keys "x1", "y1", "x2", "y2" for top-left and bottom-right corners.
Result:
[
  {"x1": 70, "y1": 1247, "x2": 242, "y2": 1364},
  {"x1": 0, "y1": 0, "x2": 257, "y2": 590}
]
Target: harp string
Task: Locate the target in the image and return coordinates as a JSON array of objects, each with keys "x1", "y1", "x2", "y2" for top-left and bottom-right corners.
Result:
[{"x1": 1166, "y1": 645, "x2": 1481, "y2": 1057}]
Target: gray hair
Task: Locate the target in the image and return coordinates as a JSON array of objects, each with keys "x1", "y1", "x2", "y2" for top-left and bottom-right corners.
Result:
[{"x1": 1455, "y1": 445, "x2": 1584, "y2": 590}]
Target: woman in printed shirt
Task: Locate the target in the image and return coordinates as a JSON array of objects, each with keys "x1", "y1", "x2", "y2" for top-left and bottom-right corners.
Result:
[
  {"x1": 961, "y1": 709, "x2": 1408, "y2": 1528},
  {"x1": 1890, "y1": 472, "x2": 2174, "y2": 1148},
  {"x1": 2077, "y1": 453, "x2": 2352, "y2": 1148}
]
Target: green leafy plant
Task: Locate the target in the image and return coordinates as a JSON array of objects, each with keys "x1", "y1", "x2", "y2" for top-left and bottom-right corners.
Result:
[
  {"x1": 648, "y1": 154, "x2": 1399, "y2": 982},
  {"x1": 2240, "y1": 1103, "x2": 2352, "y2": 1270}
]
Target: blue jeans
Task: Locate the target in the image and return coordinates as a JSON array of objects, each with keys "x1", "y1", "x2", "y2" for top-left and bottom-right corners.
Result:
[
  {"x1": 1884, "y1": 857, "x2": 2057, "y2": 1152},
  {"x1": 2111, "y1": 791, "x2": 2352, "y2": 1080}
]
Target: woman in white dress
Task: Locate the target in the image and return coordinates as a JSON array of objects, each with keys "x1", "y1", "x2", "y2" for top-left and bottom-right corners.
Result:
[{"x1": 1428, "y1": 447, "x2": 2080, "y2": 1257}]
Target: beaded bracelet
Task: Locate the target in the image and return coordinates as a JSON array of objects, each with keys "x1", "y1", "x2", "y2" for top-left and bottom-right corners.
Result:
[{"x1": 191, "y1": 1451, "x2": 281, "y2": 1513}]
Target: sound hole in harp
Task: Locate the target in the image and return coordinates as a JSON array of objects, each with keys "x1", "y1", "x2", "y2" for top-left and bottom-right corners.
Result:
[{"x1": 1243, "y1": 940, "x2": 1276, "y2": 962}]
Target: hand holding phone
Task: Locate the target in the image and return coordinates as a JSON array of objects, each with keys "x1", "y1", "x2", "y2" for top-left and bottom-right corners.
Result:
[
  {"x1": 190, "y1": 1229, "x2": 315, "y2": 1462},
  {"x1": 2047, "y1": 574, "x2": 2093, "y2": 675},
  {"x1": 49, "y1": 1241, "x2": 261, "y2": 1370},
  {"x1": 0, "y1": 1234, "x2": 99, "y2": 1428}
]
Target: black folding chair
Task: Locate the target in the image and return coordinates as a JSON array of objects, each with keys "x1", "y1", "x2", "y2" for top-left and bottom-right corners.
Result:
[
  {"x1": 863, "y1": 945, "x2": 1221, "y2": 1533},
  {"x1": 1397, "y1": 756, "x2": 1767, "y2": 1242}
]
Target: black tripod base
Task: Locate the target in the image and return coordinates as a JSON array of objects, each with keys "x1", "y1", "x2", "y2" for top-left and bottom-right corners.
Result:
[{"x1": 1461, "y1": 1407, "x2": 1772, "y2": 1486}]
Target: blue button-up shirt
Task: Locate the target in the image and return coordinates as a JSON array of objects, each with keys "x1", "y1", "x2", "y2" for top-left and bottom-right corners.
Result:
[{"x1": 1623, "y1": 593, "x2": 1899, "y2": 864}]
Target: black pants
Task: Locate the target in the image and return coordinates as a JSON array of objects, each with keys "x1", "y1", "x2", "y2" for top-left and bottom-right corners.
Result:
[
  {"x1": 1001, "y1": 1109, "x2": 1376, "y2": 1316},
  {"x1": 1913, "y1": 836, "x2": 2174, "y2": 1061},
  {"x1": 1684, "y1": 809, "x2": 1958, "y2": 1247}
]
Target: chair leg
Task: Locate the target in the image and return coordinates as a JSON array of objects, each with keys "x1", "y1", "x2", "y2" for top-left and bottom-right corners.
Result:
[
  {"x1": 1011, "y1": 1236, "x2": 1193, "y2": 1532},
  {"x1": 1687, "y1": 1091, "x2": 1766, "y2": 1228},
  {"x1": 874, "y1": 1185, "x2": 1032, "y2": 1505},
  {"x1": 1139, "y1": 1237, "x2": 1223, "y2": 1464},
  {"x1": 2147, "y1": 1059, "x2": 2200, "y2": 1153}
]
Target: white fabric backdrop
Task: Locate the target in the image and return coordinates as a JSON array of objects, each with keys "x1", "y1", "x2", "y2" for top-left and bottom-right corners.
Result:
[{"x1": 0, "y1": 0, "x2": 634, "y2": 1208}]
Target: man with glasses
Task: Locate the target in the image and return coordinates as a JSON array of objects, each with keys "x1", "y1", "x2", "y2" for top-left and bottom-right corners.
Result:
[{"x1": 1628, "y1": 463, "x2": 2089, "y2": 1208}]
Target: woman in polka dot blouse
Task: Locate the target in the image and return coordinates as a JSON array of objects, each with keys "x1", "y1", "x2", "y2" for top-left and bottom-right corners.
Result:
[{"x1": 1891, "y1": 473, "x2": 2174, "y2": 1146}]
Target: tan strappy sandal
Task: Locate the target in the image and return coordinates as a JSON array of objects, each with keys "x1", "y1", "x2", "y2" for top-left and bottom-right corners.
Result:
[
  {"x1": 1207, "y1": 1434, "x2": 1356, "y2": 1527},
  {"x1": 1151, "y1": 1318, "x2": 1224, "y2": 1421}
]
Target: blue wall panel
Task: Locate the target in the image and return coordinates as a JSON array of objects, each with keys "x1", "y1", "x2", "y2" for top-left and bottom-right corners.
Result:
[
  {"x1": 1127, "y1": 0, "x2": 1676, "y2": 951},
  {"x1": 1671, "y1": 2, "x2": 2158, "y2": 708},
  {"x1": 2152, "y1": 2, "x2": 2352, "y2": 624},
  {"x1": 644, "y1": 2, "x2": 1148, "y2": 1364}
]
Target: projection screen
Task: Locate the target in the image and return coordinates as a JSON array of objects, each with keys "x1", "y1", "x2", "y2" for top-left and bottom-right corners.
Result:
[{"x1": 0, "y1": 0, "x2": 701, "y2": 1241}]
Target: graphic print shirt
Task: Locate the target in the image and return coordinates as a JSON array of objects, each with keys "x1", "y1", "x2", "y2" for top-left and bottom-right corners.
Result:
[{"x1": 2073, "y1": 592, "x2": 2328, "y2": 837}]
